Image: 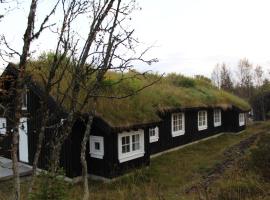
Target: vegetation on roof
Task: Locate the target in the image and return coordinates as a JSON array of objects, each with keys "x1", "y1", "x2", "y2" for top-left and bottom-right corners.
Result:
[
  {"x1": 21, "y1": 55, "x2": 250, "y2": 127},
  {"x1": 94, "y1": 72, "x2": 250, "y2": 127}
]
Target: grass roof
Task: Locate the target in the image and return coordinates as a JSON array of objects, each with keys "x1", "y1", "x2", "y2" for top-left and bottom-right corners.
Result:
[
  {"x1": 94, "y1": 73, "x2": 250, "y2": 127},
  {"x1": 19, "y1": 58, "x2": 250, "y2": 128}
]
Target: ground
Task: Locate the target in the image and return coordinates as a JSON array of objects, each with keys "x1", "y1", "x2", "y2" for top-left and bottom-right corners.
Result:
[{"x1": 0, "y1": 121, "x2": 269, "y2": 200}]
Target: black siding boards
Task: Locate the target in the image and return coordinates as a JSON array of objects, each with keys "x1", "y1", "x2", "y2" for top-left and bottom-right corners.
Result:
[
  {"x1": 69, "y1": 117, "x2": 113, "y2": 178},
  {"x1": 149, "y1": 108, "x2": 232, "y2": 155}
]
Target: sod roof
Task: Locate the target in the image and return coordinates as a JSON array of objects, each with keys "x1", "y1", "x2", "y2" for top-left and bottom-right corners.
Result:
[
  {"x1": 5, "y1": 63, "x2": 250, "y2": 128},
  {"x1": 93, "y1": 73, "x2": 250, "y2": 127}
]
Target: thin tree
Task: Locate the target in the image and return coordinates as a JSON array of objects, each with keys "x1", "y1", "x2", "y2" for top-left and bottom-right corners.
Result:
[
  {"x1": 211, "y1": 63, "x2": 221, "y2": 88},
  {"x1": 1, "y1": 1, "x2": 58, "y2": 199},
  {"x1": 254, "y1": 65, "x2": 265, "y2": 120},
  {"x1": 220, "y1": 63, "x2": 234, "y2": 92},
  {"x1": 237, "y1": 58, "x2": 254, "y2": 99},
  {"x1": 19, "y1": 0, "x2": 158, "y2": 199}
]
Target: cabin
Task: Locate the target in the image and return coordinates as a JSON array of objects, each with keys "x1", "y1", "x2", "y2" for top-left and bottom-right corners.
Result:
[{"x1": 0, "y1": 63, "x2": 250, "y2": 179}]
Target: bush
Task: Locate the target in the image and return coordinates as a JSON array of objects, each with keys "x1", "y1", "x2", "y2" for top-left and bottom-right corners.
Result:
[
  {"x1": 249, "y1": 134, "x2": 270, "y2": 181},
  {"x1": 29, "y1": 170, "x2": 68, "y2": 200}
]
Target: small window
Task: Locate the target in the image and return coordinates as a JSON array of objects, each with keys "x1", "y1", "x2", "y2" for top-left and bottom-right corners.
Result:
[
  {"x1": 149, "y1": 127, "x2": 159, "y2": 143},
  {"x1": 171, "y1": 113, "x2": 185, "y2": 137},
  {"x1": 0, "y1": 118, "x2": 7, "y2": 135},
  {"x1": 213, "y1": 109, "x2": 222, "y2": 127},
  {"x1": 22, "y1": 88, "x2": 27, "y2": 110},
  {"x1": 198, "y1": 111, "x2": 208, "y2": 131},
  {"x1": 89, "y1": 136, "x2": 104, "y2": 159},
  {"x1": 118, "y1": 130, "x2": 145, "y2": 163},
  {"x1": 239, "y1": 113, "x2": 245, "y2": 126}
]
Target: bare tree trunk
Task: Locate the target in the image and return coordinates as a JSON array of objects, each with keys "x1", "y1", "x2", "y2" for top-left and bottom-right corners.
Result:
[
  {"x1": 27, "y1": 110, "x2": 48, "y2": 195},
  {"x1": 11, "y1": 1, "x2": 38, "y2": 199},
  {"x1": 11, "y1": 127, "x2": 20, "y2": 200},
  {"x1": 81, "y1": 114, "x2": 94, "y2": 200}
]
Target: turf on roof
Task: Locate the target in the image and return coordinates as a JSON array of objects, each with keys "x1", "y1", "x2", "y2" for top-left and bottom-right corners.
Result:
[
  {"x1": 93, "y1": 73, "x2": 250, "y2": 127},
  {"x1": 21, "y1": 60, "x2": 250, "y2": 127}
]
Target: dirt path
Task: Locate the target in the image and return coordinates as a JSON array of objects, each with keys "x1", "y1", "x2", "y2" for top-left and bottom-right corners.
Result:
[{"x1": 186, "y1": 132, "x2": 262, "y2": 194}]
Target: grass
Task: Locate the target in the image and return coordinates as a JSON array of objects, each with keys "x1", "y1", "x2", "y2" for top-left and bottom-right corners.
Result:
[
  {"x1": 17, "y1": 57, "x2": 251, "y2": 127},
  {"x1": 1, "y1": 121, "x2": 269, "y2": 200}
]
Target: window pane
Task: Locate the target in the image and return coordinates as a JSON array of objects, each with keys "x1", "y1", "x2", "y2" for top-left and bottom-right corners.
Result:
[
  {"x1": 149, "y1": 128, "x2": 155, "y2": 137},
  {"x1": 94, "y1": 142, "x2": 100, "y2": 150},
  {"x1": 122, "y1": 136, "x2": 130, "y2": 153},
  {"x1": 132, "y1": 134, "x2": 140, "y2": 151}
]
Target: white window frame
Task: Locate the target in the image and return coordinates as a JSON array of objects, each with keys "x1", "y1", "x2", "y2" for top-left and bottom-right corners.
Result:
[
  {"x1": 89, "y1": 136, "x2": 104, "y2": 159},
  {"x1": 213, "y1": 109, "x2": 222, "y2": 127},
  {"x1": 171, "y1": 113, "x2": 185, "y2": 137},
  {"x1": 118, "y1": 129, "x2": 145, "y2": 163},
  {"x1": 198, "y1": 110, "x2": 208, "y2": 131},
  {"x1": 149, "y1": 127, "x2": 159, "y2": 143},
  {"x1": 239, "y1": 113, "x2": 245, "y2": 126},
  {"x1": 22, "y1": 87, "x2": 27, "y2": 111},
  {"x1": 0, "y1": 117, "x2": 7, "y2": 135}
]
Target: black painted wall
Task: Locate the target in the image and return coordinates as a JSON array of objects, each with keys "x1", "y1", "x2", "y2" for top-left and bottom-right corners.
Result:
[{"x1": 149, "y1": 108, "x2": 245, "y2": 155}]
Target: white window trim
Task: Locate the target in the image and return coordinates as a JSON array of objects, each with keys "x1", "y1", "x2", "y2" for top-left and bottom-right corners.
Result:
[
  {"x1": 198, "y1": 110, "x2": 208, "y2": 131},
  {"x1": 22, "y1": 88, "x2": 27, "y2": 111},
  {"x1": 239, "y1": 113, "x2": 245, "y2": 126},
  {"x1": 89, "y1": 136, "x2": 104, "y2": 159},
  {"x1": 149, "y1": 127, "x2": 159, "y2": 143},
  {"x1": 171, "y1": 113, "x2": 185, "y2": 137},
  {"x1": 118, "y1": 129, "x2": 145, "y2": 163},
  {"x1": 214, "y1": 109, "x2": 222, "y2": 127},
  {"x1": 0, "y1": 117, "x2": 7, "y2": 135}
]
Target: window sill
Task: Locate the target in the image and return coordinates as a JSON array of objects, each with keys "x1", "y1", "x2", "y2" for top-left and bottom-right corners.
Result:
[
  {"x1": 119, "y1": 151, "x2": 145, "y2": 163},
  {"x1": 90, "y1": 153, "x2": 104, "y2": 159},
  {"x1": 150, "y1": 137, "x2": 159, "y2": 143},
  {"x1": 239, "y1": 122, "x2": 245, "y2": 127},
  {"x1": 172, "y1": 131, "x2": 185, "y2": 137},
  {"x1": 214, "y1": 122, "x2": 221, "y2": 127},
  {"x1": 198, "y1": 126, "x2": 207, "y2": 131}
]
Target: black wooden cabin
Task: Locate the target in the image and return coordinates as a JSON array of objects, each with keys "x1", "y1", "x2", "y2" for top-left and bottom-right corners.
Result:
[{"x1": 0, "y1": 64, "x2": 249, "y2": 179}]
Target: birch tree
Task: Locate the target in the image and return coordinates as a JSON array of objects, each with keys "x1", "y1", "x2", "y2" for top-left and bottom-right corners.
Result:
[
  {"x1": 237, "y1": 58, "x2": 254, "y2": 99},
  {"x1": 1, "y1": 1, "x2": 58, "y2": 199}
]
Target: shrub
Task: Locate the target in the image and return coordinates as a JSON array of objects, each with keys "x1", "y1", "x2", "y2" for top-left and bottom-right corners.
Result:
[
  {"x1": 29, "y1": 170, "x2": 68, "y2": 200},
  {"x1": 249, "y1": 134, "x2": 270, "y2": 181}
]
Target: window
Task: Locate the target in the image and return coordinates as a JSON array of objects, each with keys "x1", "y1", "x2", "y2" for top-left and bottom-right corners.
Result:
[
  {"x1": 89, "y1": 136, "x2": 104, "y2": 159},
  {"x1": 171, "y1": 113, "x2": 185, "y2": 137},
  {"x1": 198, "y1": 111, "x2": 208, "y2": 131},
  {"x1": 118, "y1": 130, "x2": 145, "y2": 163},
  {"x1": 0, "y1": 118, "x2": 6, "y2": 135},
  {"x1": 22, "y1": 88, "x2": 27, "y2": 110},
  {"x1": 239, "y1": 113, "x2": 245, "y2": 126},
  {"x1": 149, "y1": 127, "x2": 159, "y2": 143},
  {"x1": 213, "y1": 109, "x2": 222, "y2": 127}
]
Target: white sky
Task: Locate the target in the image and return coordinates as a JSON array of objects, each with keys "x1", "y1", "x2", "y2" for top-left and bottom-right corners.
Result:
[{"x1": 1, "y1": 0, "x2": 270, "y2": 78}]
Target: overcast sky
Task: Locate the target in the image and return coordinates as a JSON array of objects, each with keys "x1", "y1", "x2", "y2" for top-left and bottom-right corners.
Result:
[{"x1": 1, "y1": 0, "x2": 270, "y2": 77}]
